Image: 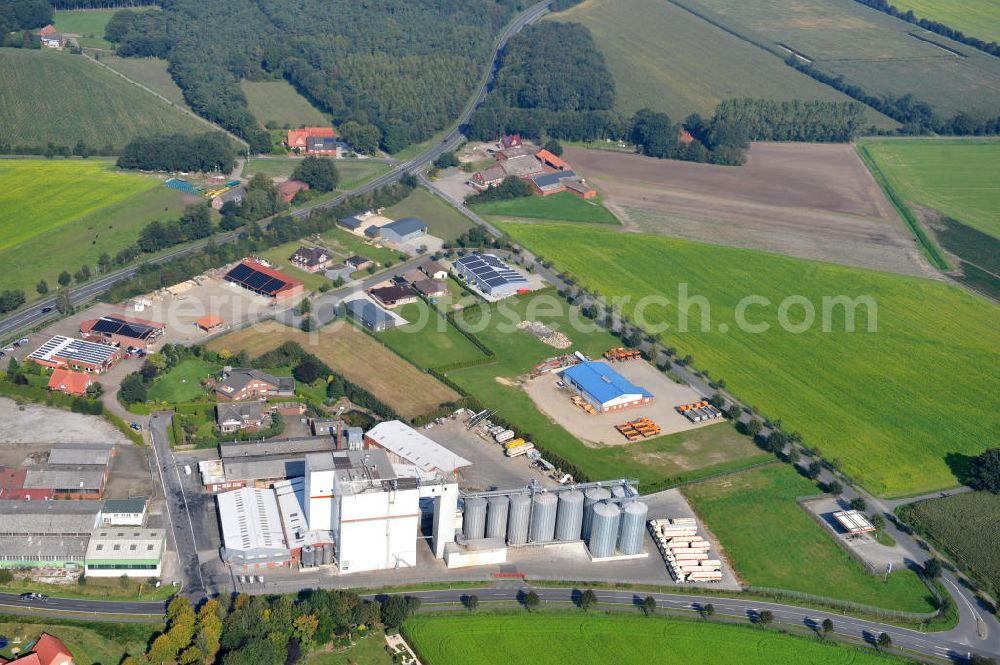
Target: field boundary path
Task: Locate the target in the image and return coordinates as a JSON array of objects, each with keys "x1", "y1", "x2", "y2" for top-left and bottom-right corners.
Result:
[{"x1": 84, "y1": 53, "x2": 250, "y2": 149}]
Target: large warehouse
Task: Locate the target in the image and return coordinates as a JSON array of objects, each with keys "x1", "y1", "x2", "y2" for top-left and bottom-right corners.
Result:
[
  {"x1": 84, "y1": 529, "x2": 165, "y2": 577},
  {"x1": 0, "y1": 501, "x2": 101, "y2": 568},
  {"x1": 28, "y1": 335, "x2": 121, "y2": 373},
  {"x1": 224, "y1": 260, "x2": 304, "y2": 301},
  {"x1": 452, "y1": 253, "x2": 528, "y2": 300},
  {"x1": 80, "y1": 314, "x2": 164, "y2": 351},
  {"x1": 364, "y1": 420, "x2": 472, "y2": 476},
  {"x1": 562, "y1": 361, "x2": 654, "y2": 412}
]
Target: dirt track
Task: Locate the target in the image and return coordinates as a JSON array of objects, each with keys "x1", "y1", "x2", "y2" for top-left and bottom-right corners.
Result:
[{"x1": 566, "y1": 144, "x2": 937, "y2": 277}]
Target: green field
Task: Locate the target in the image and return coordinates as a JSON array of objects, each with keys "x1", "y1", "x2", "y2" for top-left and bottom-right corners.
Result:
[
  {"x1": 319, "y1": 227, "x2": 407, "y2": 270},
  {"x1": 435, "y1": 294, "x2": 770, "y2": 489},
  {"x1": 0, "y1": 619, "x2": 157, "y2": 665},
  {"x1": 241, "y1": 80, "x2": 329, "y2": 128},
  {"x1": 0, "y1": 49, "x2": 205, "y2": 151},
  {"x1": 244, "y1": 158, "x2": 392, "y2": 192},
  {"x1": 303, "y1": 630, "x2": 393, "y2": 665},
  {"x1": 858, "y1": 140, "x2": 1000, "y2": 241},
  {"x1": 501, "y1": 223, "x2": 1000, "y2": 497},
  {"x1": 384, "y1": 188, "x2": 475, "y2": 242},
  {"x1": 101, "y1": 56, "x2": 190, "y2": 108},
  {"x1": 471, "y1": 192, "x2": 619, "y2": 224},
  {"x1": 0, "y1": 159, "x2": 191, "y2": 301},
  {"x1": 381, "y1": 298, "x2": 486, "y2": 369},
  {"x1": 53, "y1": 9, "x2": 117, "y2": 48},
  {"x1": 684, "y1": 0, "x2": 1000, "y2": 118},
  {"x1": 898, "y1": 491, "x2": 1000, "y2": 598},
  {"x1": 147, "y1": 358, "x2": 221, "y2": 404},
  {"x1": 889, "y1": 0, "x2": 1000, "y2": 44},
  {"x1": 685, "y1": 465, "x2": 934, "y2": 611},
  {"x1": 550, "y1": 0, "x2": 895, "y2": 128},
  {"x1": 405, "y1": 613, "x2": 911, "y2": 665}
]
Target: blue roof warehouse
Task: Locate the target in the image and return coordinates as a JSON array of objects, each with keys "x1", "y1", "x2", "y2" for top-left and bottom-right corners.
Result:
[{"x1": 562, "y1": 361, "x2": 654, "y2": 413}]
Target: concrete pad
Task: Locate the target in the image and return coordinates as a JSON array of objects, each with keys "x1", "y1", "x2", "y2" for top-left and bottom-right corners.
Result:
[
  {"x1": 523, "y1": 359, "x2": 715, "y2": 446},
  {"x1": 0, "y1": 397, "x2": 129, "y2": 445},
  {"x1": 800, "y1": 496, "x2": 909, "y2": 569}
]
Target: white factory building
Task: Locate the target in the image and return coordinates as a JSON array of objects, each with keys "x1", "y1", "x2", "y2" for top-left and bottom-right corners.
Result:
[{"x1": 364, "y1": 420, "x2": 472, "y2": 476}]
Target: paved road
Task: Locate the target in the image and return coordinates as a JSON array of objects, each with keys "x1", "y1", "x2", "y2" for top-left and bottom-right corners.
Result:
[
  {"x1": 0, "y1": 1, "x2": 552, "y2": 344},
  {"x1": 149, "y1": 413, "x2": 205, "y2": 596},
  {"x1": 0, "y1": 593, "x2": 166, "y2": 619}
]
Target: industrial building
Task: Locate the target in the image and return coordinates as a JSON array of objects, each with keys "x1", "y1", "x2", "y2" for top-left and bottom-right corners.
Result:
[
  {"x1": 450, "y1": 480, "x2": 647, "y2": 567},
  {"x1": 344, "y1": 298, "x2": 397, "y2": 332},
  {"x1": 452, "y1": 253, "x2": 528, "y2": 299},
  {"x1": 0, "y1": 444, "x2": 112, "y2": 500},
  {"x1": 28, "y1": 336, "x2": 121, "y2": 373},
  {"x1": 99, "y1": 498, "x2": 147, "y2": 526},
  {"x1": 84, "y1": 529, "x2": 165, "y2": 577},
  {"x1": 218, "y1": 487, "x2": 292, "y2": 568},
  {"x1": 79, "y1": 314, "x2": 164, "y2": 351},
  {"x1": 562, "y1": 361, "x2": 654, "y2": 412},
  {"x1": 364, "y1": 420, "x2": 471, "y2": 476},
  {"x1": 374, "y1": 217, "x2": 427, "y2": 245},
  {"x1": 833, "y1": 510, "x2": 876, "y2": 535},
  {"x1": 224, "y1": 260, "x2": 304, "y2": 301},
  {"x1": 0, "y1": 501, "x2": 101, "y2": 568}
]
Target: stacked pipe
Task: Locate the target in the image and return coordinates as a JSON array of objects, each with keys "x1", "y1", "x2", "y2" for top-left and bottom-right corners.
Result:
[{"x1": 647, "y1": 518, "x2": 722, "y2": 583}]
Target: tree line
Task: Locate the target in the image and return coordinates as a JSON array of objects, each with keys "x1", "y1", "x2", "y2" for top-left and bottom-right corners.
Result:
[
  {"x1": 118, "y1": 132, "x2": 237, "y2": 173},
  {"x1": 102, "y1": 0, "x2": 524, "y2": 154},
  {"x1": 851, "y1": 0, "x2": 1000, "y2": 58},
  {"x1": 0, "y1": 0, "x2": 51, "y2": 35}
]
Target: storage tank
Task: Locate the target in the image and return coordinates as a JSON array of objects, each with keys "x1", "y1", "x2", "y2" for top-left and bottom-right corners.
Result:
[
  {"x1": 302, "y1": 545, "x2": 315, "y2": 568},
  {"x1": 529, "y1": 492, "x2": 558, "y2": 543},
  {"x1": 611, "y1": 485, "x2": 626, "y2": 499},
  {"x1": 618, "y1": 501, "x2": 648, "y2": 555},
  {"x1": 582, "y1": 487, "x2": 611, "y2": 541},
  {"x1": 588, "y1": 502, "x2": 620, "y2": 558},
  {"x1": 463, "y1": 497, "x2": 487, "y2": 540},
  {"x1": 507, "y1": 494, "x2": 531, "y2": 545},
  {"x1": 322, "y1": 543, "x2": 333, "y2": 565},
  {"x1": 486, "y1": 495, "x2": 509, "y2": 539},
  {"x1": 555, "y1": 490, "x2": 584, "y2": 541}
]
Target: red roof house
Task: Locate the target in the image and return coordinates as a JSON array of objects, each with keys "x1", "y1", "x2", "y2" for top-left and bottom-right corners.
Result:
[
  {"x1": 48, "y1": 368, "x2": 94, "y2": 396},
  {"x1": 286, "y1": 127, "x2": 337, "y2": 150},
  {"x1": 276, "y1": 179, "x2": 310, "y2": 204},
  {"x1": 3, "y1": 634, "x2": 74, "y2": 665}
]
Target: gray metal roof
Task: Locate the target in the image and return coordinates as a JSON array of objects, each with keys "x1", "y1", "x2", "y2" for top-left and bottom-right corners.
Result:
[
  {"x1": 102, "y1": 498, "x2": 147, "y2": 515},
  {"x1": 220, "y1": 437, "x2": 334, "y2": 458},
  {"x1": 0, "y1": 500, "x2": 100, "y2": 535},
  {"x1": 222, "y1": 457, "x2": 305, "y2": 482},
  {"x1": 47, "y1": 443, "x2": 114, "y2": 466},
  {"x1": 382, "y1": 216, "x2": 427, "y2": 237},
  {"x1": 0, "y1": 535, "x2": 89, "y2": 560},
  {"x1": 531, "y1": 170, "x2": 577, "y2": 189},
  {"x1": 23, "y1": 465, "x2": 106, "y2": 491},
  {"x1": 344, "y1": 298, "x2": 395, "y2": 327}
]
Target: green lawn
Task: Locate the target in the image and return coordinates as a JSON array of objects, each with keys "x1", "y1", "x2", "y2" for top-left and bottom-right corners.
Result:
[
  {"x1": 858, "y1": 139, "x2": 1000, "y2": 241},
  {"x1": 384, "y1": 187, "x2": 475, "y2": 242},
  {"x1": 405, "y1": 613, "x2": 912, "y2": 665},
  {"x1": 258, "y1": 240, "x2": 332, "y2": 292},
  {"x1": 501, "y1": 223, "x2": 1000, "y2": 497},
  {"x1": 244, "y1": 158, "x2": 392, "y2": 192},
  {"x1": 0, "y1": 620, "x2": 157, "y2": 665},
  {"x1": 240, "y1": 80, "x2": 329, "y2": 128},
  {"x1": 303, "y1": 630, "x2": 394, "y2": 665},
  {"x1": 435, "y1": 293, "x2": 769, "y2": 490},
  {"x1": 0, "y1": 577, "x2": 174, "y2": 602},
  {"x1": 0, "y1": 49, "x2": 205, "y2": 151},
  {"x1": 53, "y1": 9, "x2": 118, "y2": 48},
  {"x1": 684, "y1": 464, "x2": 935, "y2": 612},
  {"x1": 889, "y1": 0, "x2": 1000, "y2": 44},
  {"x1": 0, "y1": 159, "x2": 194, "y2": 302},
  {"x1": 147, "y1": 358, "x2": 220, "y2": 404},
  {"x1": 549, "y1": 0, "x2": 894, "y2": 128},
  {"x1": 898, "y1": 491, "x2": 1000, "y2": 598},
  {"x1": 319, "y1": 227, "x2": 407, "y2": 269},
  {"x1": 472, "y1": 192, "x2": 619, "y2": 224},
  {"x1": 380, "y1": 298, "x2": 485, "y2": 369}
]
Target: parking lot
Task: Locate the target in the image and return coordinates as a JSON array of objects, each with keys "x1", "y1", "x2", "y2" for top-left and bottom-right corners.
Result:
[
  {"x1": 422, "y1": 418, "x2": 557, "y2": 492},
  {"x1": 524, "y1": 359, "x2": 715, "y2": 446}
]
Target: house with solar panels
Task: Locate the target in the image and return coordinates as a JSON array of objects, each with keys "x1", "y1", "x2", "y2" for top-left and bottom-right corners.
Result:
[
  {"x1": 562, "y1": 361, "x2": 654, "y2": 413},
  {"x1": 452, "y1": 253, "x2": 529, "y2": 300},
  {"x1": 28, "y1": 336, "x2": 121, "y2": 373},
  {"x1": 80, "y1": 314, "x2": 164, "y2": 351},
  {"x1": 224, "y1": 260, "x2": 304, "y2": 301}
]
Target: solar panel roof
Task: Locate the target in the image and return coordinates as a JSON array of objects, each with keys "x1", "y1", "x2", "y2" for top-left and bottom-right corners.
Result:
[
  {"x1": 29, "y1": 336, "x2": 118, "y2": 366},
  {"x1": 90, "y1": 316, "x2": 157, "y2": 340}
]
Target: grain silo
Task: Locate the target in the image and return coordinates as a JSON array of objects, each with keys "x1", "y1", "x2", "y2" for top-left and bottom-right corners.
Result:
[
  {"x1": 507, "y1": 494, "x2": 532, "y2": 545},
  {"x1": 555, "y1": 490, "x2": 584, "y2": 541},
  {"x1": 587, "y1": 502, "x2": 620, "y2": 558},
  {"x1": 486, "y1": 495, "x2": 509, "y2": 539},
  {"x1": 463, "y1": 497, "x2": 488, "y2": 540},
  {"x1": 529, "y1": 492, "x2": 558, "y2": 543},
  {"x1": 582, "y1": 487, "x2": 611, "y2": 541},
  {"x1": 617, "y1": 501, "x2": 648, "y2": 555}
]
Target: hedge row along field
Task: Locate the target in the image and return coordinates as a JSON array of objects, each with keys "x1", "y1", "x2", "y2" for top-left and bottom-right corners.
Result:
[
  {"x1": 404, "y1": 613, "x2": 914, "y2": 665},
  {"x1": 502, "y1": 222, "x2": 1000, "y2": 497},
  {"x1": 887, "y1": 0, "x2": 1000, "y2": 44}
]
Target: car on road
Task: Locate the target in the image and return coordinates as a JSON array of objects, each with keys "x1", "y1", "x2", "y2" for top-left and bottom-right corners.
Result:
[
  {"x1": 19, "y1": 592, "x2": 47, "y2": 601},
  {"x1": 40, "y1": 307, "x2": 53, "y2": 314},
  {"x1": 2, "y1": 347, "x2": 13, "y2": 354},
  {"x1": 130, "y1": 422, "x2": 142, "y2": 431}
]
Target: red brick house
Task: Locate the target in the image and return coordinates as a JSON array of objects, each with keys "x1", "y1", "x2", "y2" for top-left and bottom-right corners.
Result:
[
  {"x1": 276, "y1": 179, "x2": 309, "y2": 204},
  {"x1": 48, "y1": 368, "x2": 94, "y2": 396},
  {"x1": 286, "y1": 127, "x2": 336, "y2": 151}
]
